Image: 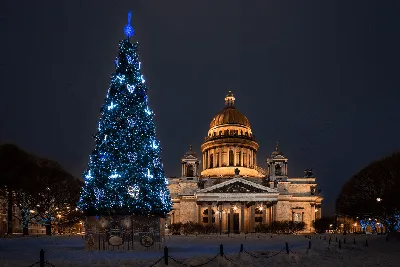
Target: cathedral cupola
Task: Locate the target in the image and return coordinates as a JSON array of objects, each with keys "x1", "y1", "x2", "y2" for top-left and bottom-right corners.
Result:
[
  {"x1": 267, "y1": 142, "x2": 288, "y2": 180},
  {"x1": 181, "y1": 145, "x2": 200, "y2": 178},
  {"x1": 200, "y1": 90, "x2": 263, "y2": 178}
]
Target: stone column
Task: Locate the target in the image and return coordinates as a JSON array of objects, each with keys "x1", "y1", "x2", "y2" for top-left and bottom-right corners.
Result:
[
  {"x1": 250, "y1": 149, "x2": 253, "y2": 168},
  {"x1": 240, "y1": 149, "x2": 244, "y2": 167},
  {"x1": 250, "y1": 205, "x2": 255, "y2": 232},
  {"x1": 209, "y1": 150, "x2": 212, "y2": 169},
  {"x1": 233, "y1": 147, "x2": 237, "y2": 167},
  {"x1": 208, "y1": 203, "x2": 212, "y2": 225},
  {"x1": 262, "y1": 205, "x2": 267, "y2": 225},
  {"x1": 240, "y1": 203, "x2": 245, "y2": 233},
  {"x1": 213, "y1": 148, "x2": 217, "y2": 168},
  {"x1": 219, "y1": 149, "x2": 222, "y2": 168},
  {"x1": 271, "y1": 203, "x2": 276, "y2": 222},
  {"x1": 197, "y1": 203, "x2": 202, "y2": 224},
  {"x1": 229, "y1": 206, "x2": 234, "y2": 233}
]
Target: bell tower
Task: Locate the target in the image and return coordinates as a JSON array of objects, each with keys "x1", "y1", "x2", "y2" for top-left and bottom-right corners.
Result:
[
  {"x1": 266, "y1": 142, "x2": 288, "y2": 181},
  {"x1": 181, "y1": 145, "x2": 200, "y2": 178}
]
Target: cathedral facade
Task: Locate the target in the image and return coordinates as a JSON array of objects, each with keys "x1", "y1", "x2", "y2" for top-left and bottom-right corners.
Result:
[{"x1": 167, "y1": 92, "x2": 323, "y2": 233}]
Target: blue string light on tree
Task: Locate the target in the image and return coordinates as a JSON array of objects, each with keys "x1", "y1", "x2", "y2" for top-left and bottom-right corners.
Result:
[
  {"x1": 78, "y1": 12, "x2": 172, "y2": 217},
  {"x1": 124, "y1": 12, "x2": 134, "y2": 38}
]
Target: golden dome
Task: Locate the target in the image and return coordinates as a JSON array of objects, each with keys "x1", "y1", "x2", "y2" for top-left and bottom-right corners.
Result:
[{"x1": 209, "y1": 91, "x2": 251, "y2": 129}]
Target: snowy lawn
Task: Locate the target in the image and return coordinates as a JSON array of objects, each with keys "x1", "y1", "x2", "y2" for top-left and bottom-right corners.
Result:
[{"x1": 0, "y1": 233, "x2": 399, "y2": 267}]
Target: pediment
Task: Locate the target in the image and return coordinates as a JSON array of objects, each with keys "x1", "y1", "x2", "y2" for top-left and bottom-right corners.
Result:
[{"x1": 199, "y1": 178, "x2": 278, "y2": 194}]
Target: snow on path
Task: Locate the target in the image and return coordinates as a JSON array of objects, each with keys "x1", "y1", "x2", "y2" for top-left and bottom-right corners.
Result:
[{"x1": 0, "y1": 234, "x2": 398, "y2": 267}]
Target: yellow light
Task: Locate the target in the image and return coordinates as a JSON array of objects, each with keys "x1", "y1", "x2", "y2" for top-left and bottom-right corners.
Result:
[
  {"x1": 315, "y1": 209, "x2": 318, "y2": 212},
  {"x1": 29, "y1": 210, "x2": 35, "y2": 214},
  {"x1": 354, "y1": 223, "x2": 357, "y2": 226},
  {"x1": 233, "y1": 206, "x2": 237, "y2": 211},
  {"x1": 259, "y1": 206, "x2": 263, "y2": 211}
]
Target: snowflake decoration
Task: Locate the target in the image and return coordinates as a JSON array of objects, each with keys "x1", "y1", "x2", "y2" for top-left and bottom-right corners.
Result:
[
  {"x1": 109, "y1": 171, "x2": 121, "y2": 179},
  {"x1": 146, "y1": 169, "x2": 153, "y2": 179},
  {"x1": 126, "y1": 55, "x2": 134, "y2": 65},
  {"x1": 127, "y1": 84, "x2": 135, "y2": 93},
  {"x1": 107, "y1": 102, "x2": 117, "y2": 110},
  {"x1": 127, "y1": 185, "x2": 140, "y2": 199}
]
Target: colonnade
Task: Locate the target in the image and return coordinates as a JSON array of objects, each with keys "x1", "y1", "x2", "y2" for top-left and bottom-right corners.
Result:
[
  {"x1": 196, "y1": 202, "x2": 277, "y2": 233},
  {"x1": 202, "y1": 147, "x2": 257, "y2": 170}
]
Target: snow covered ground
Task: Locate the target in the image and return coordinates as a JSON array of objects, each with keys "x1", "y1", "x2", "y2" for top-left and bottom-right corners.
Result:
[{"x1": 0, "y1": 233, "x2": 399, "y2": 267}]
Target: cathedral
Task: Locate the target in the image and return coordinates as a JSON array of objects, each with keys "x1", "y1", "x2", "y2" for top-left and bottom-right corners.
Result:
[{"x1": 167, "y1": 92, "x2": 323, "y2": 233}]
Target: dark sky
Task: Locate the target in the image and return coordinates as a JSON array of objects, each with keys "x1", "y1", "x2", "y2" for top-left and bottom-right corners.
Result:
[{"x1": 2, "y1": 1, "x2": 400, "y2": 216}]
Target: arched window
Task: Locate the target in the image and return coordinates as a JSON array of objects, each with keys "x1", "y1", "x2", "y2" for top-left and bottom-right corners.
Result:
[
  {"x1": 210, "y1": 154, "x2": 214, "y2": 168},
  {"x1": 238, "y1": 151, "x2": 242, "y2": 166},
  {"x1": 216, "y1": 153, "x2": 219, "y2": 167},
  {"x1": 240, "y1": 130, "x2": 243, "y2": 135},
  {"x1": 187, "y1": 164, "x2": 194, "y2": 177},
  {"x1": 229, "y1": 150, "x2": 234, "y2": 166},
  {"x1": 219, "y1": 131, "x2": 222, "y2": 136}
]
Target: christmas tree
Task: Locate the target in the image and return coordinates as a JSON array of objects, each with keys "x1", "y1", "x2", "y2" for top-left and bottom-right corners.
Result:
[{"x1": 78, "y1": 13, "x2": 172, "y2": 217}]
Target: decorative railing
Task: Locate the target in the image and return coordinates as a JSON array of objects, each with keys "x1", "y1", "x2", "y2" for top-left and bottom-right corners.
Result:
[{"x1": 204, "y1": 133, "x2": 257, "y2": 142}]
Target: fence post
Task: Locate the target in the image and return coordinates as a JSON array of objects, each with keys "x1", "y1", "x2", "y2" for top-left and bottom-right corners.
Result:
[
  {"x1": 344, "y1": 237, "x2": 346, "y2": 244},
  {"x1": 220, "y1": 244, "x2": 224, "y2": 256},
  {"x1": 285, "y1": 242, "x2": 289, "y2": 254},
  {"x1": 339, "y1": 240, "x2": 342, "y2": 249},
  {"x1": 40, "y1": 249, "x2": 44, "y2": 267},
  {"x1": 365, "y1": 239, "x2": 369, "y2": 247},
  {"x1": 308, "y1": 240, "x2": 311, "y2": 249},
  {"x1": 329, "y1": 237, "x2": 331, "y2": 244},
  {"x1": 335, "y1": 236, "x2": 337, "y2": 242},
  {"x1": 164, "y1": 246, "x2": 168, "y2": 265},
  {"x1": 353, "y1": 238, "x2": 356, "y2": 245},
  {"x1": 240, "y1": 244, "x2": 243, "y2": 253}
]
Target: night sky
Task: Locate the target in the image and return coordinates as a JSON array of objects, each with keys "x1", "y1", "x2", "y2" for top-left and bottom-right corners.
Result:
[{"x1": 2, "y1": 1, "x2": 400, "y2": 216}]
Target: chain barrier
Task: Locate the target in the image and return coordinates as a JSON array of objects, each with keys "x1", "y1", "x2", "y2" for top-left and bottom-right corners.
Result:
[
  {"x1": 148, "y1": 256, "x2": 164, "y2": 267},
  {"x1": 242, "y1": 249, "x2": 259, "y2": 258},
  {"x1": 243, "y1": 247, "x2": 286, "y2": 259},
  {"x1": 190, "y1": 254, "x2": 220, "y2": 267},
  {"x1": 168, "y1": 253, "x2": 220, "y2": 267},
  {"x1": 168, "y1": 256, "x2": 190, "y2": 266},
  {"x1": 27, "y1": 262, "x2": 39, "y2": 267},
  {"x1": 223, "y1": 255, "x2": 236, "y2": 266}
]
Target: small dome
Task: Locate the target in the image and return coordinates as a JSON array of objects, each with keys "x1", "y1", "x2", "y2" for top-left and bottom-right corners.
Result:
[
  {"x1": 209, "y1": 91, "x2": 251, "y2": 129},
  {"x1": 272, "y1": 142, "x2": 283, "y2": 156}
]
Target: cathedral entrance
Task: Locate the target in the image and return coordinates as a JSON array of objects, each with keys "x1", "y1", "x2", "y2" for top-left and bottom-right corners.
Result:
[{"x1": 228, "y1": 213, "x2": 240, "y2": 234}]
